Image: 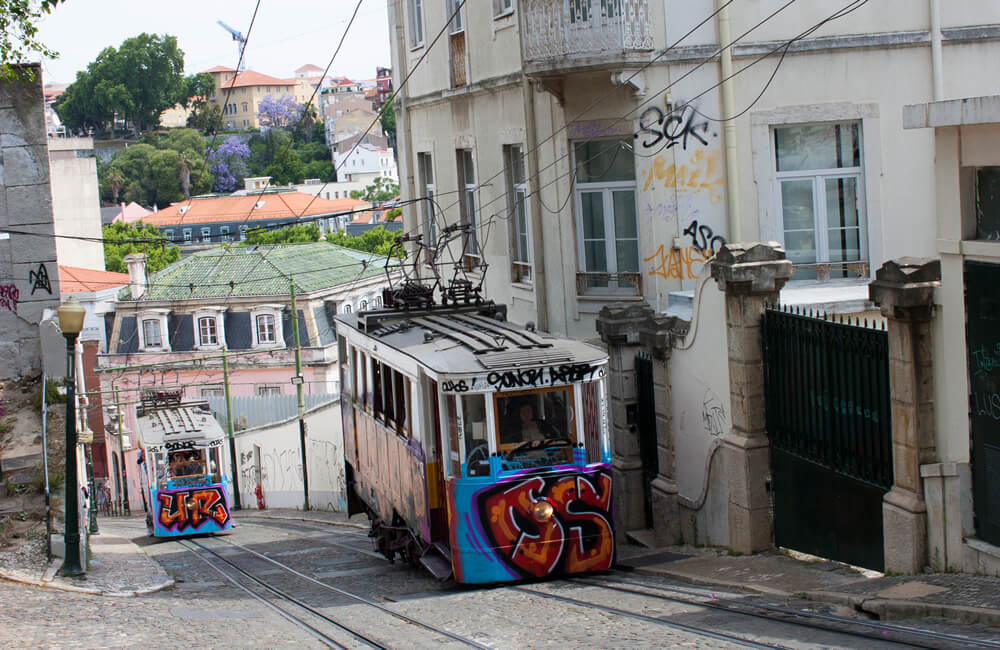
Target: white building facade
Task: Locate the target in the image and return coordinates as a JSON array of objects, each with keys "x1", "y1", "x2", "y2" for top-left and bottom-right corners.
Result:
[{"x1": 333, "y1": 143, "x2": 399, "y2": 184}]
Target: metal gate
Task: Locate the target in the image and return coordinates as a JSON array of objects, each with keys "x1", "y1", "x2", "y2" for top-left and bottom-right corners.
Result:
[
  {"x1": 763, "y1": 306, "x2": 893, "y2": 571},
  {"x1": 966, "y1": 261, "x2": 1000, "y2": 547},
  {"x1": 636, "y1": 351, "x2": 659, "y2": 529}
]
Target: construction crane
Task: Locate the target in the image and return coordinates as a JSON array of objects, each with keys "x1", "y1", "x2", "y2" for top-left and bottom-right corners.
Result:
[{"x1": 217, "y1": 20, "x2": 247, "y2": 70}]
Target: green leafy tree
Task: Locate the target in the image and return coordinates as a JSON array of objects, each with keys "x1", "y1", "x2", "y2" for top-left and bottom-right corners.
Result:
[
  {"x1": 243, "y1": 223, "x2": 321, "y2": 245},
  {"x1": 102, "y1": 221, "x2": 180, "y2": 273},
  {"x1": 380, "y1": 93, "x2": 396, "y2": 138},
  {"x1": 0, "y1": 0, "x2": 65, "y2": 83},
  {"x1": 98, "y1": 128, "x2": 210, "y2": 207},
  {"x1": 183, "y1": 72, "x2": 215, "y2": 107},
  {"x1": 326, "y1": 226, "x2": 401, "y2": 257},
  {"x1": 349, "y1": 176, "x2": 399, "y2": 203},
  {"x1": 265, "y1": 147, "x2": 306, "y2": 185},
  {"x1": 187, "y1": 103, "x2": 222, "y2": 134},
  {"x1": 55, "y1": 33, "x2": 187, "y2": 133}
]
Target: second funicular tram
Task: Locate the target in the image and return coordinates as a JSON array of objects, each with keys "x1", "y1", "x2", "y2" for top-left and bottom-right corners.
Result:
[{"x1": 337, "y1": 280, "x2": 613, "y2": 584}]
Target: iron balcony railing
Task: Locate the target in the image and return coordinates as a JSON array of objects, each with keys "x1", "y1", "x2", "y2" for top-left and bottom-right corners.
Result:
[
  {"x1": 576, "y1": 271, "x2": 642, "y2": 296},
  {"x1": 523, "y1": 0, "x2": 653, "y2": 63}
]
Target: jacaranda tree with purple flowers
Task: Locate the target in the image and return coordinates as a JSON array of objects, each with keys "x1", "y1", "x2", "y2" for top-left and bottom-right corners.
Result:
[
  {"x1": 206, "y1": 136, "x2": 250, "y2": 193},
  {"x1": 257, "y1": 93, "x2": 303, "y2": 129}
]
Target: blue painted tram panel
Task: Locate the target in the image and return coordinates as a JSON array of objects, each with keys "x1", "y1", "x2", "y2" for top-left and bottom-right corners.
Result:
[
  {"x1": 336, "y1": 301, "x2": 613, "y2": 584},
  {"x1": 136, "y1": 394, "x2": 234, "y2": 538}
]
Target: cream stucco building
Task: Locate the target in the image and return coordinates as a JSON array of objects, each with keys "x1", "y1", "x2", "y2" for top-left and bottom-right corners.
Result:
[{"x1": 205, "y1": 66, "x2": 315, "y2": 130}]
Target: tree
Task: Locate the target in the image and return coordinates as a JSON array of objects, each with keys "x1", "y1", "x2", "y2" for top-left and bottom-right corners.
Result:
[
  {"x1": 380, "y1": 93, "x2": 396, "y2": 136},
  {"x1": 257, "y1": 93, "x2": 302, "y2": 129},
  {"x1": 102, "y1": 221, "x2": 180, "y2": 274},
  {"x1": 99, "y1": 128, "x2": 210, "y2": 207},
  {"x1": 243, "y1": 223, "x2": 321, "y2": 245},
  {"x1": 55, "y1": 33, "x2": 187, "y2": 134},
  {"x1": 187, "y1": 103, "x2": 222, "y2": 134},
  {"x1": 183, "y1": 72, "x2": 215, "y2": 108},
  {"x1": 265, "y1": 147, "x2": 306, "y2": 185},
  {"x1": 0, "y1": 0, "x2": 65, "y2": 83},
  {"x1": 105, "y1": 167, "x2": 125, "y2": 204},
  {"x1": 350, "y1": 177, "x2": 399, "y2": 203},
  {"x1": 206, "y1": 136, "x2": 250, "y2": 192},
  {"x1": 177, "y1": 151, "x2": 195, "y2": 199},
  {"x1": 326, "y1": 226, "x2": 401, "y2": 258}
]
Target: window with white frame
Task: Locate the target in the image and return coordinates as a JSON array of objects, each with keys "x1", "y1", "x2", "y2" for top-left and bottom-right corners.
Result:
[
  {"x1": 239, "y1": 225, "x2": 248, "y2": 241},
  {"x1": 201, "y1": 227, "x2": 211, "y2": 242},
  {"x1": 573, "y1": 139, "x2": 639, "y2": 294},
  {"x1": 494, "y1": 0, "x2": 514, "y2": 17},
  {"x1": 417, "y1": 152, "x2": 436, "y2": 245},
  {"x1": 257, "y1": 384, "x2": 282, "y2": 397},
  {"x1": 360, "y1": 299, "x2": 368, "y2": 311},
  {"x1": 408, "y1": 0, "x2": 424, "y2": 48},
  {"x1": 183, "y1": 228, "x2": 192, "y2": 242},
  {"x1": 164, "y1": 229, "x2": 174, "y2": 241},
  {"x1": 201, "y1": 386, "x2": 224, "y2": 398},
  {"x1": 446, "y1": 0, "x2": 464, "y2": 32},
  {"x1": 343, "y1": 303, "x2": 352, "y2": 314},
  {"x1": 197, "y1": 316, "x2": 218, "y2": 346},
  {"x1": 773, "y1": 122, "x2": 866, "y2": 280},
  {"x1": 192, "y1": 308, "x2": 226, "y2": 350},
  {"x1": 504, "y1": 144, "x2": 531, "y2": 283},
  {"x1": 250, "y1": 306, "x2": 283, "y2": 348},
  {"x1": 457, "y1": 149, "x2": 480, "y2": 265},
  {"x1": 220, "y1": 225, "x2": 231, "y2": 242},
  {"x1": 138, "y1": 310, "x2": 171, "y2": 352}
]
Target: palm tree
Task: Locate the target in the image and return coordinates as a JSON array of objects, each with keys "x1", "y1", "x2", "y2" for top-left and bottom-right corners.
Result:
[
  {"x1": 106, "y1": 168, "x2": 125, "y2": 204},
  {"x1": 177, "y1": 151, "x2": 194, "y2": 199}
]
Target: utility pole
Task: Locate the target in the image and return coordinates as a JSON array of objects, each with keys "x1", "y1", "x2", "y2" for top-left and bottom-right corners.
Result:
[
  {"x1": 114, "y1": 389, "x2": 130, "y2": 516},
  {"x1": 223, "y1": 348, "x2": 242, "y2": 509},
  {"x1": 290, "y1": 281, "x2": 309, "y2": 511}
]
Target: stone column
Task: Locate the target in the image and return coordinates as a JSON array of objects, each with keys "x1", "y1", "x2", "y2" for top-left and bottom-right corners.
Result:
[
  {"x1": 710, "y1": 243, "x2": 793, "y2": 554},
  {"x1": 638, "y1": 314, "x2": 689, "y2": 546},
  {"x1": 869, "y1": 258, "x2": 941, "y2": 574},
  {"x1": 596, "y1": 303, "x2": 655, "y2": 541}
]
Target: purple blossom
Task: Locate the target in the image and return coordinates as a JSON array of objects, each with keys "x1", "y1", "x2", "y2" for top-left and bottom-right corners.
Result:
[
  {"x1": 206, "y1": 136, "x2": 250, "y2": 193},
  {"x1": 257, "y1": 93, "x2": 304, "y2": 129}
]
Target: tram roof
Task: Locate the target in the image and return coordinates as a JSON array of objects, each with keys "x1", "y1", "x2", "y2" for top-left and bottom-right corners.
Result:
[
  {"x1": 137, "y1": 401, "x2": 226, "y2": 448},
  {"x1": 336, "y1": 304, "x2": 607, "y2": 376}
]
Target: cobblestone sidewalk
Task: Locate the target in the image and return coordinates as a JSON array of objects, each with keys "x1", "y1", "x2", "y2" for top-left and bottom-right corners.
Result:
[{"x1": 0, "y1": 517, "x2": 174, "y2": 597}]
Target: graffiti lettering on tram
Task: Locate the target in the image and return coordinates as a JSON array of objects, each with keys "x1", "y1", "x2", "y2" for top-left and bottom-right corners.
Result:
[
  {"x1": 441, "y1": 379, "x2": 470, "y2": 393},
  {"x1": 165, "y1": 440, "x2": 197, "y2": 452},
  {"x1": 477, "y1": 468, "x2": 614, "y2": 578},
  {"x1": 157, "y1": 486, "x2": 230, "y2": 532}
]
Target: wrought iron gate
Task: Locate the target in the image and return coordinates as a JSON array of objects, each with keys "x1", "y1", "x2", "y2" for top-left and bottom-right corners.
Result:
[
  {"x1": 636, "y1": 351, "x2": 658, "y2": 529},
  {"x1": 763, "y1": 306, "x2": 893, "y2": 571}
]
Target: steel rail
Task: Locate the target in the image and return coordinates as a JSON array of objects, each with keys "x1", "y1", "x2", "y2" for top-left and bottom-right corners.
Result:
[
  {"x1": 210, "y1": 536, "x2": 489, "y2": 649},
  {"x1": 573, "y1": 576, "x2": 1000, "y2": 649},
  {"x1": 179, "y1": 539, "x2": 375, "y2": 649},
  {"x1": 510, "y1": 585, "x2": 780, "y2": 649}
]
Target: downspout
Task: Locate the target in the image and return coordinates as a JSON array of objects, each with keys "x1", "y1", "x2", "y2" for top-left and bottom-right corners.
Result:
[
  {"x1": 929, "y1": 0, "x2": 944, "y2": 101},
  {"x1": 716, "y1": 0, "x2": 741, "y2": 242},
  {"x1": 517, "y1": 0, "x2": 549, "y2": 332}
]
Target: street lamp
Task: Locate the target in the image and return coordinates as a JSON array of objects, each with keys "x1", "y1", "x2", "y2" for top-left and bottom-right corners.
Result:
[{"x1": 57, "y1": 296, "x2": 86, "y2": 577}]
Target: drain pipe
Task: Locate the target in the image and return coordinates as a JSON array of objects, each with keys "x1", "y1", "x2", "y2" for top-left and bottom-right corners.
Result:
[
  {"x1": 716, "y1": 0, "x2": 742, "y2": 242},
  {"x1": 929, "y1": 0, "x2": 944, "y2": 101}
]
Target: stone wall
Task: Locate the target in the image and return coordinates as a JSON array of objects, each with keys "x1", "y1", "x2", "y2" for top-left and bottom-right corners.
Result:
[{"x1": 0, "y1": 65, "x2": 61, "y2": 379}]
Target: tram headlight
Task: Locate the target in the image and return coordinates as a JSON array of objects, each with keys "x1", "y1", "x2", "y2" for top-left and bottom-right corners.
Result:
[{"x1": 532, "y1": 500, "x2": 554, "y2": 523}]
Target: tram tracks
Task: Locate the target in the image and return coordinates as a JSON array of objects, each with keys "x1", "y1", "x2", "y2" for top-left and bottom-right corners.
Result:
[{"x1": 178, "y1": 536, "x2": 487, "y2": 649}]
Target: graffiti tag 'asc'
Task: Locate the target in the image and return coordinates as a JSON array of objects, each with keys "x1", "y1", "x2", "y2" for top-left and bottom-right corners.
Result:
[
  {"x1": 477, "y1": 468, "x2": 613, "y2": 578},
  {"x1": 157, "y1": 486, "x2": 230, "y2": 532}
]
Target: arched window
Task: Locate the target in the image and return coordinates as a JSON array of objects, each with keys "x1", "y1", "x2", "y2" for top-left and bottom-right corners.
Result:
[
  {"x1": 360, "y1": 300, "x2": 368, "y2": 311},
  {"x1": 343, "y1": 304, "x2": 352, "y2": 313},
  {"x1": 374, "y1": 296, "x2": 382, "y2": 307}
]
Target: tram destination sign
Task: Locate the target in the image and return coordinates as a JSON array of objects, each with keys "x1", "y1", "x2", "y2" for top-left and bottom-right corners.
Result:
[{"x1": 440, "y1": 362, "x2": 606, "y2": 394}]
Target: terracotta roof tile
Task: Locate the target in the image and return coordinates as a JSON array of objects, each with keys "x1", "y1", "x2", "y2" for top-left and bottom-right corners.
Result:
[
  {"x1": 59, "y1": 266, "x2": 130, "y2": 294},
  {"x1": 142, "y1": 192, "x2": 370, "y2": 226},
  {"x1": 204, "y1": 65, "x2": 237, "y2": 73},
  {"x1": 221, "y1": 70, "x2": 296, "y2": 89}
]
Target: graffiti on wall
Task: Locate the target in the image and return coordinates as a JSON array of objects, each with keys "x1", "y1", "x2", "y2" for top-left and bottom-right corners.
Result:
[
  {"x1": 682, "y1": 219, "x2": 726, "y2": 256},
  {"x1": 644, "y1": 244, "x2": 712, "y2": 281},
  {"x1": 702, "y1": 389, "x2": 728, "y2": 438},
  {"x1": 641, "y1": 150, "x2": 723, "y2": 204},
  {"x1": 0, "y1": 284, "x2": 18, "y2": 312},
  {"x1": 29, "y1": 263, "x2": 51, "y2": 295},
  {"x1": 476, "y1": 468, "x2": 614, "y2": 578},
  {"x1": 635, "y1": 104, "x2": 714, "y2": 151},
  {"x1": 157, "y1": 486, "x2": 230, "y2": 532}
]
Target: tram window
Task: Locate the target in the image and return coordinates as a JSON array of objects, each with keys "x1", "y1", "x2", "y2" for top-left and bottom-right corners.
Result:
[
  {"x1": 382, "y1": 365, "x2": 395, "y2": 425},
  {"x1": 373, "y1": 360, "x2": 384, "y2": 416},
  {"x1": 462, "y1": 394, "x2": 490, "y2": 477},
  {"x1": 393, "y1": 372, "x2": 407, "y2": 436},
  {"x1": 154, "y1": 453, "x2": 169, "y2": 490},
  {"x1": 358, "y1": 351, "x2": 368, "y2": 409},
  {"x1": 581, "y1": 381, "x2": 602, "y2": 463},
  {"x1": 208, "y1": 446, "x2": 222, "y2": 484},
  {"x1": 495, "y1": 386, "x2": 576, "y2": 467},
  {"x1": 348, "y1": 346, "x2": 358, "y2": 402},
  {"x1": 445, "y1": 395, "x2": 461, "y2": 476},
  {"x1": 167, "y1": 449, "x2": 208, "y2": 487}
]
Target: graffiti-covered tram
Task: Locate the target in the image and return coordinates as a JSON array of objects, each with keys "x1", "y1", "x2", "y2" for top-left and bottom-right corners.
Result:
[
  {"x1": 137, "y1": 393, "x2": 234, "y2": 538},
  {"x1": 336, "y1": 300, "x2": 613, "y2": 584}
]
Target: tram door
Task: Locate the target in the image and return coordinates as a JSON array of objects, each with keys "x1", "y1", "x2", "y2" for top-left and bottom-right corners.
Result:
[{"x1": 426, "y1": 378, "x2": 448, "y2": 541}]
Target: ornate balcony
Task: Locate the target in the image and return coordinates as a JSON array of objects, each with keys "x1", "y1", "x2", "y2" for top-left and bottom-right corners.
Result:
[{"x1": 523, "y1": 0, "x2": 654, "y2": 76}]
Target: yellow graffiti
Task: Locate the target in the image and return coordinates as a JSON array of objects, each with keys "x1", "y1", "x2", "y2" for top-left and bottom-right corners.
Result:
[
  {"x1": 644, "y1": 244, "x2": 712, "y2": 280},
  {"x1": 641, "y1": 150, "x2": 723, "y2": 204}
]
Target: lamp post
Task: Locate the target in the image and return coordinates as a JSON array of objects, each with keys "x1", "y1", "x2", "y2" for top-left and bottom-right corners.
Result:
[{"x1": 57, "y1": 296, "x2": 86, "y2": 576}]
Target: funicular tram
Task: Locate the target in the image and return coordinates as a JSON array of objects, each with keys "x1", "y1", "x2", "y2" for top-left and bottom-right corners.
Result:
[
  {"x1": 137, "y1": 390, "x2": 234, "y2": 538},
  {"x1": 337, "y1": 232, "x2": 613, "y2": 584}
]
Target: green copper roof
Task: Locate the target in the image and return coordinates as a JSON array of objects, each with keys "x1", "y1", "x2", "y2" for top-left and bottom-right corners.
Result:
[{"x1": 123, "y1": 243, "x2": 392, "y2": 301}]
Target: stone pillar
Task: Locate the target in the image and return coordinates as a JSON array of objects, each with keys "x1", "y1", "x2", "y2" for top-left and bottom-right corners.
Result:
[
  {"x1": 637, "y1": 314, "x2": 688, "y2": 546},
  {"x1": 869, "y1": 258, "x2": 941, "y2": 574},
  {"x1": 710, "y1": 243, "x2": 793, "y2": 554},
  {"x1": 596, "y1": 303, "x2": 655, "y2": 541}
]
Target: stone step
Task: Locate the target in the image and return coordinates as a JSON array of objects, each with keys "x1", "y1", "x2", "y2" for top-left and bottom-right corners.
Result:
[{"x1": 625, "y1": 528, "x2": 656, "y2": 548}]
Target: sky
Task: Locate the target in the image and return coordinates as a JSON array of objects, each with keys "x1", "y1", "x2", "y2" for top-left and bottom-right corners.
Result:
[{"x1": 35, "y1": 0, "x2": 392, "y2": 86}]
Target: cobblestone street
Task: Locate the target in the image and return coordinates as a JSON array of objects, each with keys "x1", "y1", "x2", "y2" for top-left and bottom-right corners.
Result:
[{"x1": 0, "y1": 514, "x2": 997, "y2": 648}]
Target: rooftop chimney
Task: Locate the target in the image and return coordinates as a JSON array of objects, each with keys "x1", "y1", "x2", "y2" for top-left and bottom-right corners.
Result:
[{"x1": 124, "y1": 253, "x2": 148, "y2": 299}]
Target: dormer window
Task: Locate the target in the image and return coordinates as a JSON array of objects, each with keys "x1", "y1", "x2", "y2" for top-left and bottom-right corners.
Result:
[
  {"x1": 251, "y1": 305, "x2": 284, "y2": 348},
  {"x1": 178, "y1": 206, "x2": 190, "y2": 216},
  {"x1": 254, "y1": 201, "x2": 266, "y2": 209},
  {"x1": 193, "y1": 307, "x2": 227, "y2": 350},
  {"x1": 138, "y1": 309, "x2": 171, "y2": 352}
]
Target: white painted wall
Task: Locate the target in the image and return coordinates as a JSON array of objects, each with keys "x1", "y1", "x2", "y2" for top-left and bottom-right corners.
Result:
[
  {"x1": 233, "y1": 399, "x2": 347, "y2": 511},
  {"x1": 667, "y1": 270, "x2": 731, "y2": 545},
  {"x1": 48, "y1": 144, "x2": 104, "y2": 270}
]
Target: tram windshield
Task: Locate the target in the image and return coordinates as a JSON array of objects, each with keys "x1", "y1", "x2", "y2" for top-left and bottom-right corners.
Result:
[
  {"x1": 496, "y1": 386, "x2": 577, "y2": 468},
  {"x1": 154, "y1": 447, "x2": 223, "y2": 489}
]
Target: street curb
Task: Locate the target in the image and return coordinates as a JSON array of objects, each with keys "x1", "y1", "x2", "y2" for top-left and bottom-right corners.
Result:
[
  {"x1": 0, "y1": 564, "x2": 175, "y2": 598},
  {"x1": 632, "y1": 565, "x2": 791, "y2": 597},
  {"x1": 235, "y1": 512, "x2": 368, "y2": 531},
  {"x1": 803, "y1": 590, "x2": 1000, "y2": 626}
]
